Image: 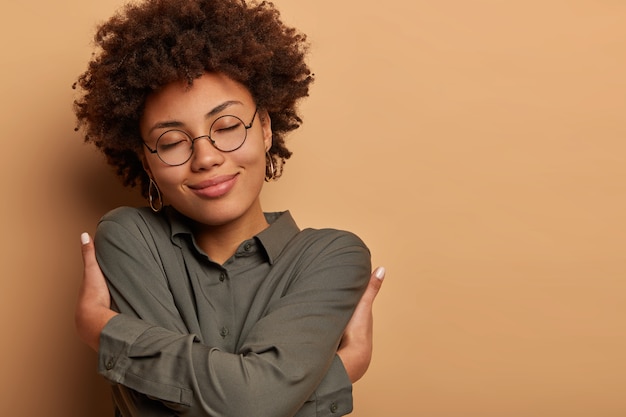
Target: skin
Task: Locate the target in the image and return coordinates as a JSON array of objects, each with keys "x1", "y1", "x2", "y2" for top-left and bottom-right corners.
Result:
[
  {"x1": 75, "y1": 71, "x2": 385, "y2": 383},
  {"x1": 141, "y1": 73, "x2": 272, "y2": 264}
]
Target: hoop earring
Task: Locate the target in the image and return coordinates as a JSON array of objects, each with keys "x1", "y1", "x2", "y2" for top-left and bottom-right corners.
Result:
[
  {"x1": 148, "y1": 178, "x2": 163, "y2": 212},
  {"x1": 265, "y1": 151, "x2": 276, "y2": 182}
]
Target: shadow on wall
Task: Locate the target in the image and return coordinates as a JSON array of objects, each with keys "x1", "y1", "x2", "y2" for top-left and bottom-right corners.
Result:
[
  {"x1": 64, "y1": 143, "x2": 146, "y2": 217},
  {"x1": 54, "y1": 133, "x2": 143, "y2": 416}
]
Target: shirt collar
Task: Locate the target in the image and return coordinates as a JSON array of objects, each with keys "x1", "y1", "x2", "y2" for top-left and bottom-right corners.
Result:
[
  {"x1": 256, "y1": 211, "x2": 300, "y2": 264},
  {"x1": 165, "y1": 208, "x2": 300, "y2": 265}
]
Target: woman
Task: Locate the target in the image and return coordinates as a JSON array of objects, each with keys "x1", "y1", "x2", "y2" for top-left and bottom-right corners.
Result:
[{"x1": 74, "y1": 1, "x2": 384, "y2": 416}]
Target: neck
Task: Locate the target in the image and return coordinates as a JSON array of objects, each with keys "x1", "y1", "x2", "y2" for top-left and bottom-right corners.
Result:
[{"x1": 192, "y1": 203, "x2": 269, "y2": 265}]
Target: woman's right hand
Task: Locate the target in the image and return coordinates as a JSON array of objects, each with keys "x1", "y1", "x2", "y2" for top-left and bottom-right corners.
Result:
[{"x1": 337, "y1": 266, "x2": 385, "y2": 383}]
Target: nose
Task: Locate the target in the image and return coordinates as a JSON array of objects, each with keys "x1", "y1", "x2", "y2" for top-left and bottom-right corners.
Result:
[{"x1": 189, "y1": 135, "x2": 225, "y2": 171}]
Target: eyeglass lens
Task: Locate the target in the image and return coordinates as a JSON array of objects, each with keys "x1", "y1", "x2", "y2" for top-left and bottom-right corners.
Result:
[{"x1": 155, "y1": 114, "x2": 248, "y2": 165}]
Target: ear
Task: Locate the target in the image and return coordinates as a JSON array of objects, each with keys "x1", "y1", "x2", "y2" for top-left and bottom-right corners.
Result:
[{"x1": 260, "y1": 109, "x2": 273, "y2": 151}]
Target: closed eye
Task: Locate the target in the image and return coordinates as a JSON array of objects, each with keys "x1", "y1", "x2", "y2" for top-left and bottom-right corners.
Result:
[{"x1": 214, "y1": 124, "x2": 240, "y2": 133}]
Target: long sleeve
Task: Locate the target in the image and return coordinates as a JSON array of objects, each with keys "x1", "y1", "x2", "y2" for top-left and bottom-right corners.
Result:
[{"x1": 95, "y1": 207, "x2": 370, "y2": 417}]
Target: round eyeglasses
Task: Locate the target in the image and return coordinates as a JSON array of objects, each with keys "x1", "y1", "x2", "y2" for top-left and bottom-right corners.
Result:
[{"x1": 143, "y1": 107, "x2": 258, "y2": 166}]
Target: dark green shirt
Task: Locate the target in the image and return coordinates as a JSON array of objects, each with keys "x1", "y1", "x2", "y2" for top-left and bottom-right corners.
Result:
[{"x1": 95, "y1": 207, "x2": 370, "y2": 417}]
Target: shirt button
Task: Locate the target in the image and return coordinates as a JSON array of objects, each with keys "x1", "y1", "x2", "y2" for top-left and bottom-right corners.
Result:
[
  {"x1": 243, "y1": 242, "x2": 252, "y2": 251},
  {"x1": 329, "y1": 402, "x2": 338, "y2": 413},
  {"x1": 105, "y1": 360, "x2": 114, "y2": 370},
  {"x1": 220, "y1": 327, "x2": 230, "y2": 338},
  {"x1": 219, "y1": 273, "x2": 226, "y2": 282}
]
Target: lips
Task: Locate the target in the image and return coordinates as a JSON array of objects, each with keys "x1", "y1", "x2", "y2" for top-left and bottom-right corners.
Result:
[{"x1": 188, "y1": 174, "x2": 238, "y2": 198}]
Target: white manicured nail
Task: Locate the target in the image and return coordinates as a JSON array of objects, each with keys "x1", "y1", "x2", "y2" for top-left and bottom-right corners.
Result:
[
  {"x1": 80, "y1": 232, "x2": 90, "y2": 245},
  {"x1": 374, "y1": 266, "x2": 386, "y2": 280}
]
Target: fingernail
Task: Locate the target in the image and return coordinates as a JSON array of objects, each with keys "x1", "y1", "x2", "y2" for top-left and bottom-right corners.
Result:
[
  {"x1": 374, "y1": 266, "x2": 386, "y2": 280},
  {"x1": 80, "y1": 232, "x2": 90, "y2": 245}
]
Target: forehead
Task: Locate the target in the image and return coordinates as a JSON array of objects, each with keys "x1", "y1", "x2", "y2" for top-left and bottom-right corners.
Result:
[{"x1": 141, "y1": 72, "x2": 253, "y2": 125}]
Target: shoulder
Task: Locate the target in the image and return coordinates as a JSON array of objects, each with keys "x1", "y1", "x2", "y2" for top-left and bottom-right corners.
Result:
[
  {"x1": 99, "y1": 206, "x2": 166, "y2": 231},
  {"x1": 283, "y1": 227, "x2": 371, "y2": 277},
  {"x1": 298, "y1": 227, "x2": 369, "y2": 254},
  {"x1": 280, "y1": 227, "x2": 372, "y2": 292},
  {"x1": 96, "y1": 206, "x2": 171, "y2": 244},
  {"x1": 261, "y1": 212, "x2": 369, "y2": 264},
  {"x1": 100, "y1": 206, "x2": 158, "y2": 225}
]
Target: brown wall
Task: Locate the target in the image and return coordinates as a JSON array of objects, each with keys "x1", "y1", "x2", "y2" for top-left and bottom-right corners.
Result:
[{"x1": 1, "y1": 1, "x2": 624, "y2": 416}]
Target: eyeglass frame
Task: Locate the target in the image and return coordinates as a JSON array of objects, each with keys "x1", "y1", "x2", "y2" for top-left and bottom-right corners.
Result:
[{"x1": 142, "y1": 107, "x2": 259, "y2": 166}]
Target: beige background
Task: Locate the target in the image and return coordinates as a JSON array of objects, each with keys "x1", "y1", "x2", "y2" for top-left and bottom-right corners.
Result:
[{"x1": 1, "y1": 1, "x2": 624, "y2": 416}]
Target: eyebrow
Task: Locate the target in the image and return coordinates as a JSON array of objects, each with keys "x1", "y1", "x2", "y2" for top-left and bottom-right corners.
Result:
[{"x1": 147, "y1": 100, "x2": 244, "y2": 134}]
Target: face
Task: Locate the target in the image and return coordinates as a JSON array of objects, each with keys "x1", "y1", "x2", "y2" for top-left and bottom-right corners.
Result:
[{"x1": 140, "y1": 72, "x2": 272, "y2": 230}]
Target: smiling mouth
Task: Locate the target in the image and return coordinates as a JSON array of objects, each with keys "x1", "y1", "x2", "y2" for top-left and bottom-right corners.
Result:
[{"x1": 188, "y1": 174, "x2": 238, "y2": 198}]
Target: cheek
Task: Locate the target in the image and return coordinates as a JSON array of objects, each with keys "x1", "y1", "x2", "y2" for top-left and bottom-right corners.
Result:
[
  {"x1": 240, "y1": 152, "x2": 267, "y2": 183},
  {"x1": 151, "y1": 167, "x2": 186, "y2": 194},
  {"x1": 238, "y1": 140, "x2": 268, "y2": 173}
]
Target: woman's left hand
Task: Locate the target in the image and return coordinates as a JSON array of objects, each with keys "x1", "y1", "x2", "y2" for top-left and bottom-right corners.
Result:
[{"x1": 75, "y1": 232, "x2": 118, "y2": 352}]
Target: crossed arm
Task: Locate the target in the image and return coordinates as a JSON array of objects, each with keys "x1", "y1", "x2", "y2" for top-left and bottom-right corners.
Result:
[{"x1": 75, "y1": 231, "x2": 384, "y2": 411}]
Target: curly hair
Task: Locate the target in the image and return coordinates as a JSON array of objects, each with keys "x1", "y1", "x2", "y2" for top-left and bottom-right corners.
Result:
[{"x1": 73, "y1": 0, "x2": 313, "y2": 196}]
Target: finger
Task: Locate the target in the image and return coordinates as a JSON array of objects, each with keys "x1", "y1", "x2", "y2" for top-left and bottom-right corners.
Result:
[
  {"x1": 80, "y1": 232, "x2": 99, "y2": 269},
  {"x1": 79, "y1": 232, "x2": 104, "y2": 287},
  {"x1": 78, "y1": 232, "x2": 111, "y2": 306},
  {"x1": 359, "y1": 266, "x2": 385, "y2": 305}
]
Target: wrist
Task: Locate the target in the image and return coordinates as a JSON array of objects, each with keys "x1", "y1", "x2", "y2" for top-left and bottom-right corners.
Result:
[
  {"x1": 338, "y1": 345, "x2": 372, "y2": 383},
  {"x1": 76, "y1": 307, "x2": 118, "y2": 352}
]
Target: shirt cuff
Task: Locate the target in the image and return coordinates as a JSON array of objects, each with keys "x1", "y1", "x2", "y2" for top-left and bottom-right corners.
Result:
[
  {"x1": 315, "y1": 355, "x2": 353, "y2": 416},
  {"x1": 98, "y1": 314, "x2": 150, "y2": 384}
]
